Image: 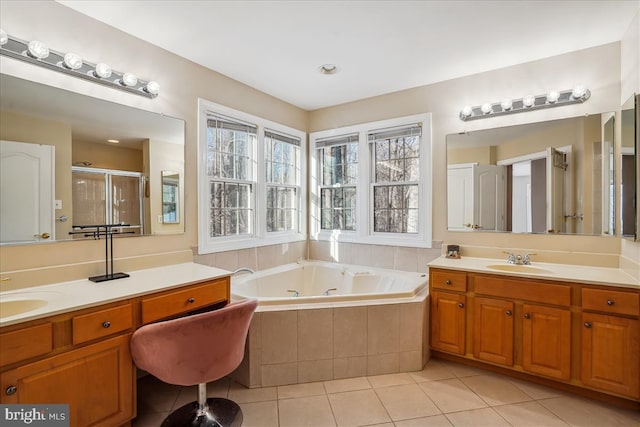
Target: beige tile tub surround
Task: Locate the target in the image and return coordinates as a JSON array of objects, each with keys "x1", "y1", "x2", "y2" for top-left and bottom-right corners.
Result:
[{"x1": 231, "y1": 299, "x2": 429, "y2": 388}]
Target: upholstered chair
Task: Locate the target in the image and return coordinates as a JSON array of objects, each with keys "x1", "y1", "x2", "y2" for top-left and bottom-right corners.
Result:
[{"x1": 130, "y1": 298, "x2": 258, "y2": 427}]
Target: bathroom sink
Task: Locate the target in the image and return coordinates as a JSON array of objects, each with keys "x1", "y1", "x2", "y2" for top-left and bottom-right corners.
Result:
[
  {"x1": 0, "y1": 291, "x2": 61, "y2": 318},
  {"x1": 485, "y1": 264, "x2": 552, "y2": 274},
  {"x1": 0, "y1": 299, "x2": 49, "y2": 318}
]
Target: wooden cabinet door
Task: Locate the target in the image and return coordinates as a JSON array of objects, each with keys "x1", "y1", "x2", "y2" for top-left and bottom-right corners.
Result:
[
  {"x1": 431, "y1": 291, "x2": 466, "y2": 355},
  {"x1": 0, "y1": 334, "x2": 134, "y2": 427},
  {"x1": 473, "y1": 297, "x2": 514, "y2": 366},
  {"x1": 522, "y1": 304, "x2": 571, "y2": 380},
  {"x1": 581, "y1": 313, "x2": 640, "y2": 399}
]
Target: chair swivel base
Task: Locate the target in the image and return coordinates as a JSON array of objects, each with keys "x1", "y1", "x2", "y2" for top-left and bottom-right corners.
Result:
[{"x1": 161, "y1": 397, "x2": 242, "y2": 427}]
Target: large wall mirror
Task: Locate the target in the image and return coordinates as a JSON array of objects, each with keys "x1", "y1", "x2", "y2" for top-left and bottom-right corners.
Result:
[
  {"x1": 0, "y1": 73, "x2": 185, "y2": 245},
  {"x1": 446, "y1": 112, "x2": 623, "y2": 236},
  {"x1": 621, "y1": 94, "x2": 639, "y2": 241}
]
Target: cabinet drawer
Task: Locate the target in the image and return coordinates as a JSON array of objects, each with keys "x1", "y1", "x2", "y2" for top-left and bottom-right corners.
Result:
[
  {"x1": 72, "y1": 304, "x2": 133, "y2": 345},
  {"x1": 431, "y1": 270, "x2": 467, "y2": 292},
  {"x1": 473, "y1": 275, "x2": 570, "y2": 307},
  {"x1": 141, "y1": 279, "x2": 228, "y2": 324},
  {"x1": 0, "y1": 323, "x2": 53, "y2": 367},
  {"x1": 582, "y1": 288, "x2": 640, "y2": 317}
]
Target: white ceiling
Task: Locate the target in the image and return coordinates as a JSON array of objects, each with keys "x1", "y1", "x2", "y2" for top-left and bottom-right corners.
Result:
[{"x1": 58, "y1": 0, "x2": 639, "y2": 111}]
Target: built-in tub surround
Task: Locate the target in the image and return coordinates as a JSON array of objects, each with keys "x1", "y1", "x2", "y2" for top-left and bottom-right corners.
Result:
[{"x1": 230, "y1": 261, "x2": 429, "y2": 388}]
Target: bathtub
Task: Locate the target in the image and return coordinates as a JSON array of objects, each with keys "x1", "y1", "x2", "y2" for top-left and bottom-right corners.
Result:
[
  {"x1": 231, "y1": 260, "x2": 428, "y2": 307},
  {"x1": 230, "y1": 260, "x2": 430, "y2": 388}
]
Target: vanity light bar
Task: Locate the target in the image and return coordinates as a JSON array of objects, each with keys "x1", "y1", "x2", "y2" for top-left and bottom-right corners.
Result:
[
  {"x1": 459, "y1": 87, "x2": 590, "y2": 121},
  {"x1": 0, "y1": 31, "x2": 159, "y2": 99}
]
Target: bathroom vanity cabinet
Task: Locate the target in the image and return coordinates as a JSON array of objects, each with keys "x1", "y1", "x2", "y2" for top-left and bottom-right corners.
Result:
[
  {"x1": 429, "y1": 267, "x2": 640, "y2": 405},
  {"x1": 0, "y1": 272, "x2": 230, "y2": 427}
]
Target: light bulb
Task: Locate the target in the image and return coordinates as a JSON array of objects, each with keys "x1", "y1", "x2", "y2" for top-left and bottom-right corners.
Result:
[
  {"x1": 571, "y1": 85, "x2": 587, "y2": 99},
  {"x1": 0, "y1": 29, "x2": 8, "y2": 46},
  {"x1": 481, "y1": 103, "x2": 493, "y2": 114},
  {"x1": 94, "y1": 63, "x2": 112, "y2": 79},
  {"x1": 63, "y1": 52, "x2": 83, "y2": 70},
  {"x1": 461, "y1": 105, "x2": 473, "y2": 118},
  {"x1": 546, "y1": 91, "x2": 559, "y2": 104},
  {"x1": 522, "y1": 95, "x2": 535, "y2": 108},
  {"x1": 27, "y1": 40, "x2": 49, "y2": 59},
  {"x1": 121, "y1": 72, "x2": 138, "y2": 87},
  {"x1": 144, "y1": 81, "x2": 160, "y2": 95},
  {"x1": 500, "y1": 99, "x2": 513, "y2": 111}
]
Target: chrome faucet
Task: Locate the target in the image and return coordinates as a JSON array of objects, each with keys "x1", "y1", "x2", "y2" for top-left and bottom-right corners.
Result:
[
  {"x1": 323, "y1": 288, "x2": 337, "y2": 296},
  {"x1": 287, "y1": 289, "x2": 300, "y2": 297},
  {"x1": 232, "y1": 267, "x2": 255, "y2": 275},
  {"x1": 503, "y1": 251, "x2": 536, "y2": 265}
]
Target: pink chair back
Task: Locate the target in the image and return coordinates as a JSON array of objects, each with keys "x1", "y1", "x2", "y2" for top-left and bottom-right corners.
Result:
[{"x1": 130, "y1": 298, "x2": 258, "y2": 386}]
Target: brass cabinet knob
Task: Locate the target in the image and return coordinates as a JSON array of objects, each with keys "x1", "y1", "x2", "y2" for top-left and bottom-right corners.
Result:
[
  {"x1": 506, "y1": 310, "x2": 512, "y2": 316},
  {"x1": 187, "y1": 297, "x2": 195, "y2": 304},
  {"x1": 458, "y1": 303, "x2": 465, "y2": 308},
  {"x1": 102, "y1": 321, "x2": 111, "y2": 328},
  {"x1": 445, "y1": 280, "x2": 452, "y2": 285},
  {"x1": 607, "y1": 300, "x2": 615, "y2": 306},
  {"x1": 584, "y1": 322, "x2": 592, "y2": 329},
  {"x1": 524, "y1": 313, "x2": 531, "y2": 319}
]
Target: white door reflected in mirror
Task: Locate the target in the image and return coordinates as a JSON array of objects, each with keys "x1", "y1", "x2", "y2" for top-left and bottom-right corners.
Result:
[{"x1": 1, "y1": 140, "x2": 55, "y2": 244}]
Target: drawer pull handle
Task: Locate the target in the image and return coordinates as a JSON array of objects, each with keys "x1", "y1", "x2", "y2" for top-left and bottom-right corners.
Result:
[
  {"x1": 102, "y1": 321, "x2": 111, "y2": 329},
  {"x1": 524, "y1": 313, "x2": 531, "y2": 319},
  {"x1": 506, "y1": 310, "x2": 512, "y2": 316},
  {"x1": 445, "y1": 280, "x2": 452, "y2": 285},
  {"x1": 5, "y1": 386, "x2": 17, "y2": 395},
  {"x1": 458, "y1": 303, "x2": 465, "y2": 308},
  {"x1": 584, "y1": 322, "x2": 592, "y2": 329},
  {"x1": 187, "y1": 297, "x2": 195, "y2": 304},
  {"x1": 606, "y1": 300, "x2": 614, "y2": 306}
]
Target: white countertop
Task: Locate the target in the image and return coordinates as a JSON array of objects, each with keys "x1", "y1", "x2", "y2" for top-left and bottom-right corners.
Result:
[
  {"x1": 0, "y1": 262, "x2": 232, "y2": 327},
  {"x1": 428, "y1": 256, "x2": 640, "y2": 289}
]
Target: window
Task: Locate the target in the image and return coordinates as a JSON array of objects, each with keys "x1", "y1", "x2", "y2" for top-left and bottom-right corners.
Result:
[
  {"x1": 310, "y1": 114, "x2": 431, "y2": 248},
  {"x1": 316, "y1": 134, "x2": 358, "y2": 231},
  {"x1": 206, "y1": 114, "x2": 256, "y2": 237},
  {"x1": 198, "y1": 99, "x2": 306, "y2": 253},
  {"x1": 265, "y1": 130, "x2": 301, "y2": 232},
  {"x1": 370, "y1": 125, "x2": 421, "y2": 234}
]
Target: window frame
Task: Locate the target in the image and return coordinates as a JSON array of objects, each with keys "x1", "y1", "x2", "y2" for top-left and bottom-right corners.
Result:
[
  {"x1": 198, "y1": 99, "x2": 306, "y2": 254},
  {"x1": 309, "y1": 113, "x2": 432, "y2": 248}
]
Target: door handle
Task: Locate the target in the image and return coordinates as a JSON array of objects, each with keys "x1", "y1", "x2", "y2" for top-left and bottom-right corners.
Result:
[{"x1": 33, "y1": 233, "x2": 51, "y2": 239}]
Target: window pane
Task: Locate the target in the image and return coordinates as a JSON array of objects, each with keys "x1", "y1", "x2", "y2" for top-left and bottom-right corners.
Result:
[
  {"x1": 374, "y1": 209, "x2": 389, "y2": 232},
  {"x1": 405, "y1": 158, "x2": 419, "y2": 182},
  {"x1": 374, "y1": 186, "x2": 389, "y2": 209},
  {"x1": 321, "y1": 208, "x2": 332, "y2": 229}
]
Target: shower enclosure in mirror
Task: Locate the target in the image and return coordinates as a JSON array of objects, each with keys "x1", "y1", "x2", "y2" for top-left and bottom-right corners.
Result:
[
  {"x1": 0, "y1": 73, "x2": 185, "y2": 245},
  {"x1": 446, "y1": 112, "x2": 618, "y2": 236}
]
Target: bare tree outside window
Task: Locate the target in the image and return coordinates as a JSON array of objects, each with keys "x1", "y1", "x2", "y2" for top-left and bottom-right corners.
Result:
[
  {"x1": 206, "y1": 116, "x2": 256, "y2": 237},
  {"x1": 371, "y1": 126, "x2": 420, "y2": 234},
  {"x1": 317, "y1": 135, "x2": 358, "y2": 231},
  {"x1": 265, "y1": 131, "x2": 301, "y2": 232}
]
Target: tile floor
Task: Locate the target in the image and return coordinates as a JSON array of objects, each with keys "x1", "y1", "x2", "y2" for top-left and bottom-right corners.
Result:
[{"x1": 133, "y1": 358, "x2": 640, "y2": 427}]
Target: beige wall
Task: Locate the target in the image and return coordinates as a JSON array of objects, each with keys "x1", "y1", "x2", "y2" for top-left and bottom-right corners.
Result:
[
  {"x1": 148, "y1": 139, "x2": 184, "y2": 235},
  {"x1": 0, "y1": 110, "x2": 73, "y2": 239},
  {"x1": 72, "y1": 141, "x2": 143, "y2": 172},
  {"x1": 0, "y1": 1, "x2": 637, "y2": 285}
]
